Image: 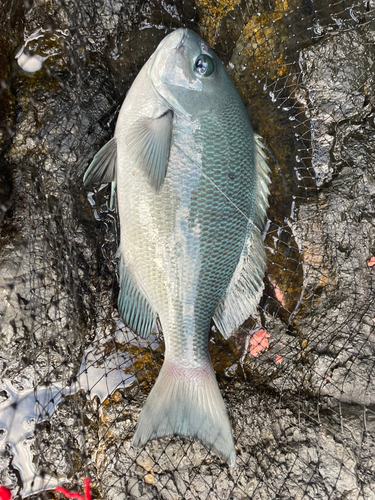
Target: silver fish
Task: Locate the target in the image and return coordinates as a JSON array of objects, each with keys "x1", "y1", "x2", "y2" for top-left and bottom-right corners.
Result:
[{"x1": 84, "y1": 28, "x2": 270, "y2": 466}]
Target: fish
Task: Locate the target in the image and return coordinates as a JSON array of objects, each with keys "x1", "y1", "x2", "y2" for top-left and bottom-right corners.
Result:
[{"x1": 83, "y1": 28, "x2": 270, "y2": 467}]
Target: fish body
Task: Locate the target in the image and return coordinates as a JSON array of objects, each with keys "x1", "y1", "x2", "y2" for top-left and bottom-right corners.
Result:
[{"x1": 84, "y1": 28, "x2": 270, "y2": 466}]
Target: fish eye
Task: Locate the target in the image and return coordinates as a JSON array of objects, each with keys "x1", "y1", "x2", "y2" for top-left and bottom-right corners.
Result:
[{"x1": 194, "y1": 54, "x2": 214, "y2": 77}]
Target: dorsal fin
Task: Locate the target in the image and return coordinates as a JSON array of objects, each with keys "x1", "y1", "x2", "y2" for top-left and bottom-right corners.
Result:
[
  {"x1": 253, "y1": 134, "x2": 270, "y2": 230},
  {"x1": 213, "y1": 134, "x2": 270, "y2": 338},
  {"x1": 127, "y1": 110, "x2": 173, "y2": 193}
]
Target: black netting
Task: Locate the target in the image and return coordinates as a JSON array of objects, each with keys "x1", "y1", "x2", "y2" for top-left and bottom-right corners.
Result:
[{"x1": 1, "y1": 0, "x2": 375, "y2": 498}]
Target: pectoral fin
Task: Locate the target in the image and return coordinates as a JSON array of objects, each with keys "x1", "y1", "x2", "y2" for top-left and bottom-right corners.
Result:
[
  {"x1": 127, "y1": 110, "x2": 173, "y2": 192},
  {"x1": 83, "y1": 137, "x2": 117, "y2": 187}
]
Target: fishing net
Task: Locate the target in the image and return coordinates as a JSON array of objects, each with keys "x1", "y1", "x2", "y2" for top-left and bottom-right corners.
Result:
[{"x1": 1, "y1": 0, "x2": 375, "y2": 498}]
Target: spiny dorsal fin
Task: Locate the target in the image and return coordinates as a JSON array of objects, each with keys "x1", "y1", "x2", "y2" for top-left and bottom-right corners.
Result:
[
  {"x1": 213, "y1": 133, "x2": 270, "y2": 338},
  {"x1": 83, "y1": 137, "x2": 117, "y2": 187},
  {"x1": 127, "y1": 109, "x2": 173, "y2": 193}
]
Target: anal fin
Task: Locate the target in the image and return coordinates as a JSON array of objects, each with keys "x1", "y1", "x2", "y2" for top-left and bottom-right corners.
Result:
[{"x1": 118, "y1": 256, "x2": 156, "y2": 339}]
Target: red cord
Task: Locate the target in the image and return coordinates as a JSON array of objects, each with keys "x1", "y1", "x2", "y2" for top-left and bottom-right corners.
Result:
[
  {"x1": 55, "y1": 487, "x2": 84, "y2": 500},
  {"x1": 84, "y1": 478, "x2": 92, "y2": 500},
  {"x1": 0, "y1": 486, "x2": 12, "y2": 500},
  {"x1": 0, "y1": 478, "x2": 91, "y2": 500},
  {"x1": 55, "y1": 478, "x2": 92, "y2": 500}
]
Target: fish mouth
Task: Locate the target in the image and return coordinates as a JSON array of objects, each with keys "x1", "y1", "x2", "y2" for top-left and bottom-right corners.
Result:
[
  {"x1": 149, "y1": 28, "x2": 203, "y2": 115},
  {"x1": 157, "y1": 28, "x2": 188, "y2": 52},
  {"x1": 175, "y1": 28, "x2": 187, "y2": 51}
]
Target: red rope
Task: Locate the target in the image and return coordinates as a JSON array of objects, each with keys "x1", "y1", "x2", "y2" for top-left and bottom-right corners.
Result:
[
  {"x1": 55, "y1": 478, "x2": 92, "y2": 500},
  {"x1": 0, "y1": 486, "x2": 12, "y2": 500},
  {"x1": 55, "y1": 487, "x2": 85, "y2": 500},
  {"x1": 84, "y1": 478, "x2": 92, "y2": 500},
  {"x1": 0, "y1": 477, "x2": 91, "y2": 500}
]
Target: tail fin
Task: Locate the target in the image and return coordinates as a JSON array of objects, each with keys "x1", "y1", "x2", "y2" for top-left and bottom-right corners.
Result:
[{"x1": 132, "y1": 361, "x2": 236, "y2": 467}]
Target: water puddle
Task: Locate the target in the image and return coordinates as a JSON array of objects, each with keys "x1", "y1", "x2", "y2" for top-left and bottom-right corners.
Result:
[
  {"x1": 15, "y1": 28, "x2": 69, "y2": 73},
  {"x1": 0, "y1": 323, "x2": 137, "y2": 497}
]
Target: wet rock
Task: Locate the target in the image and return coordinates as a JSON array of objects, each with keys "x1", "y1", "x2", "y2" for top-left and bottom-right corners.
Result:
[
  {"x1": 290, "y1": 22, "x2": 375, "y2": 405},
  {"x1": 300, "y1": 30, "x2": 374, "y2": 187}
]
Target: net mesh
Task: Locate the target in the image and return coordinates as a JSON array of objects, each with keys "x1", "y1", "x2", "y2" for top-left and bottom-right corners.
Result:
[{"x1": 1, "y1": 0, "x2": 375, "y2": 498}]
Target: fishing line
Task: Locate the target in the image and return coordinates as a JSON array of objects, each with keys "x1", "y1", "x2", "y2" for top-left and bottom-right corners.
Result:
[{"x1": 174, "y1": 144, "x2": 262, "y2": 233}]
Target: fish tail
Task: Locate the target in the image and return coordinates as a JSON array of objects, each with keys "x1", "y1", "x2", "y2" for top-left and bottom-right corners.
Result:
[{"x1": 132, "y1": 359, "x2": 236, "y2": 467}]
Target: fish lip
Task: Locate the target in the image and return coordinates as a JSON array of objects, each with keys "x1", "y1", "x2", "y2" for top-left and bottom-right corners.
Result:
[
  {"x1": 149, "y1": 28, "x2": 192, "y2": 115},
  {"x1": 149, "y1": 28, "x2": 202, "y2": 116},
  {"x1": 175, "y1": 28, "x2": 187, "y2": 51}
]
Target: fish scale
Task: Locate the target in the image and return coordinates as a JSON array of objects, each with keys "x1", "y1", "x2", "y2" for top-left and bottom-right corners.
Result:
[{"x1": 83, "y1": 28, "x2": 270, "y2": 466}]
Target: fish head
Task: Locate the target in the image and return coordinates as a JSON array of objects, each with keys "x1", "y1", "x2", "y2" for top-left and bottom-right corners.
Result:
[{"x1": 149, "y1": 28, "x2": 233, "y2": 117}]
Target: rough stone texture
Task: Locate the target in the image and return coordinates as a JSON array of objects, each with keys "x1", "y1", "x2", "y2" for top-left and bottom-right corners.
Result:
[
  {"x1": 0, "y1": 1, "x2": 375, "y2": 499},
  {"x1": 291, "y1": 24, "x2": 375, "y2": 406}
]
